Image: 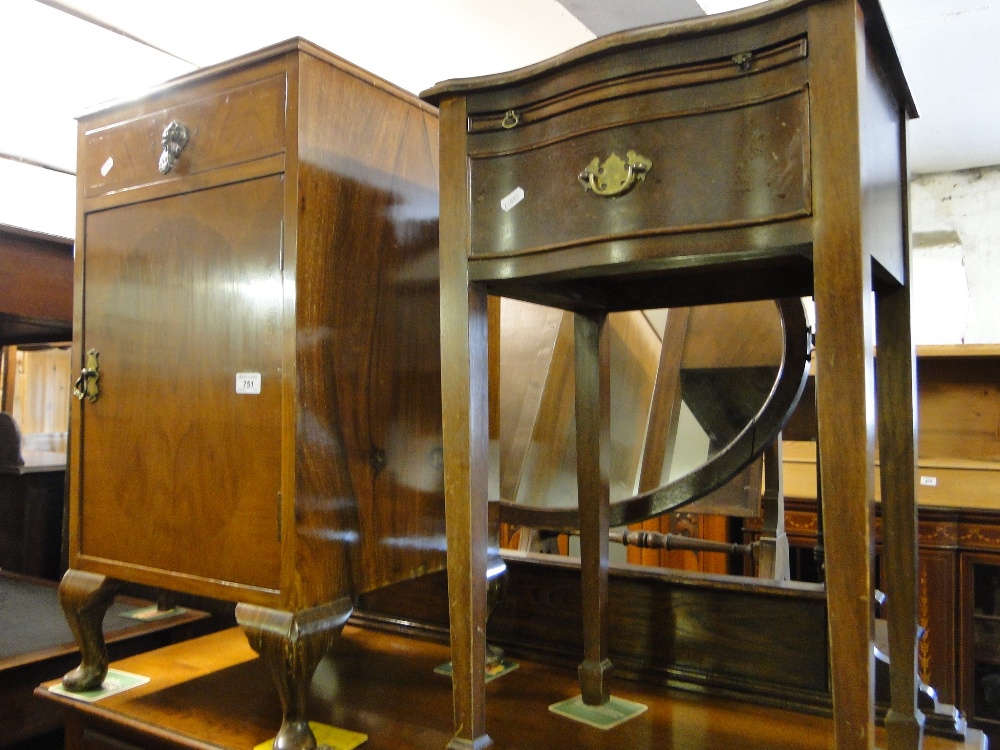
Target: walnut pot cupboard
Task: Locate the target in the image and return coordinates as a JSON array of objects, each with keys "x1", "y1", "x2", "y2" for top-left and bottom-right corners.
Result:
[{"x1": 63, "y1": 38, "x2": 443, "y2": 749}]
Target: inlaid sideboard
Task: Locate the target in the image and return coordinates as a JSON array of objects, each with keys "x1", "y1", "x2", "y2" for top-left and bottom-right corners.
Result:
[{"x1": 748, "y1": 345, "x2": 1000, "y2": 744}]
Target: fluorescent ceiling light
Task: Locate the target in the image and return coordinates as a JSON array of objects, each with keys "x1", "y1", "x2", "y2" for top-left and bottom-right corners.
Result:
[{"x1": 0, "y1": 0, "x2": 193, "y2": 172}]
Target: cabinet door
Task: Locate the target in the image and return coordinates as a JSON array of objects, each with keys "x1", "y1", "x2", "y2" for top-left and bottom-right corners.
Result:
[
  {"x1": 77, "y1": 175, "x2": 284, "y2": 592},
  {"x1": 961, "y1": 552, "x2": 1000, "y2": 740}
]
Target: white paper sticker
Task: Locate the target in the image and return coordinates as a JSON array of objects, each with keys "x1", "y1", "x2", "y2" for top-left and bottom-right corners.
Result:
[
  {"x1": 500, "y1": 187, "x2": 525, "y2": 212},
  {"x1": 100, "y1": 157, "x2": 114, "y2": 177},
  {"x1": 919, "y1": 475, "x2": 937, "y2": 487},
  {"x1": 235, "y1": 372, "x2": 261, "y2": 395}
]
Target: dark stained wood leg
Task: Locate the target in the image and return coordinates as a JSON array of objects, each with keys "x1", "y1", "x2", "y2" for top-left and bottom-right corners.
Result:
[
  {"x1": 813, "y1": 226, "x2": 878, "y2": 749},
  {"x1": 874, "y1": 113, "x2": 924, "y2": 750},
  {"x1": 485, "y1": 552, "x2": 509, "y2": 668},
  {"x1": 236, "y1": 598, "x2": 353, "y2": 750},
  {"x1": 58, "y1": 569, "x2": 121, "y2": 691},
  {"x1": 575, "y1": 310, "x2": 612, "y2": 706},
  {"x1": 813, "y1": 440, "x2": 826, "y2": 584},
  {"x1": 440, "y1": 282, "x2": 491, "y2": 750},
  {"x1": 810, "y1": 4, "x2": 882, "y2": 744},
  {"x1": 876, "y1": 288, "x2": 924, "y2": 750},
  {"x1": 758, "y1": 440, "x2": 789, "y2": 580},
  {"x1": 438, "y1": 95, "x2": 492, "y2": 750}
]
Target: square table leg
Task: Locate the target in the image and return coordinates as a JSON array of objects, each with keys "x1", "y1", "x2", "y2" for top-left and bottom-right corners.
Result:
[
  {"x1": 439, "y1": 93, "x2": 492, "y2": 750},
  {"x1": 574, "y1": 311, "x2": 612, "y2": 705}
]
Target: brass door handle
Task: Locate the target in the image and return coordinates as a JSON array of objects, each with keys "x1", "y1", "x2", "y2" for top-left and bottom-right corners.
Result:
[
  {"x1": 158, "y1": 120, "x2": 189, "y2": 174},
  {"x1": 73, "y1": 349, "x2": 101, "y2": 403},
  {"x1": 578, "y1": 150, "x2": 652, "y2": 197}
]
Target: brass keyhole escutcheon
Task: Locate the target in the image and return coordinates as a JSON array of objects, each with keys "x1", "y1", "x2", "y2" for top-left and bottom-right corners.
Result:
[
  {"x1": 733, "y1": 52, "x2": 754, "y2": 72},
  {"x1": 73, "y1": 348, "x2": 101, "y2": 403}
]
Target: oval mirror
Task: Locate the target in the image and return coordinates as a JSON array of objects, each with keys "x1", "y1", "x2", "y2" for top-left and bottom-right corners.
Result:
[{"x1": 494, "y1": 297, "x2": 811, "y2": 532}]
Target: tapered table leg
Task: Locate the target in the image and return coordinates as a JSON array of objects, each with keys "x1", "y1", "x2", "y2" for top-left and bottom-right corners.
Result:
[
  {"x1": 814, "y1": 282, "x2": 877, "y2": 750},
  {"x1": 876, "y1": 282, "x2": 924, "y2": 750},
  {"x1": 811, "y1": 3, "x2": 884, "y2": 745},
  {"x1": 440, "y1": 284, "x2": 492, "y2": 750},
  {"x1": 575, "y1": 310, "x2": 612, "y2": 705},
  {"x1": 236, "y1": 598, "x2": 353, "y2": 750},
  {"x1": 758, "y1": 440, "x2": 789, "y2": 580},
  {"x1": 438, "y1": 93, "x2": 492, "y2": 750},
  {"x1": 58, "y1": 569, "x2": 121, "y2": 691},
  {"x1": 485, "y1": 552, "x2": 509, "y2": 668}
]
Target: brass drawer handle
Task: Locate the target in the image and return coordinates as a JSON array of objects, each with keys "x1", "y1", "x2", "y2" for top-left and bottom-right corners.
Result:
[
  {"x1": 578, "y1": 150, "x2": 652, "y2": 197},
  {"x1": 158, "y1": 120, "x2": 189, "y2": 174},
  {"x1": 501, "y1": 110, "x2": 520, "y2": 129},
  {"x1": 73, "y1": 349, "x2": 101, "y2": 403}
]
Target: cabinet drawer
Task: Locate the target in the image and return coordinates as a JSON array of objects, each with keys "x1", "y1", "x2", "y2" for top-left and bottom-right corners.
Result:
[
  {"x1": 466, "y1": 40, "x2": 811, "y2": 262},
  {"x1": 81, "y1": 73, "x2": 286, "y2": 199}
]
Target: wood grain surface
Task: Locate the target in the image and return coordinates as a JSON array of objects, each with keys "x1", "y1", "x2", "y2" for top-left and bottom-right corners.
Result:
[{"x1": 38, "y1": 626, "x2": 979, "y2": 750}]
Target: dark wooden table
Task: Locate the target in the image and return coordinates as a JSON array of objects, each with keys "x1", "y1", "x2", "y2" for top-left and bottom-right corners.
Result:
[
  {"x1": 423, "y1": 0, "x2": 921, "y2": 748},
  {"x1": 36, "y1": 626, "x2": 983, "y2": 750}
]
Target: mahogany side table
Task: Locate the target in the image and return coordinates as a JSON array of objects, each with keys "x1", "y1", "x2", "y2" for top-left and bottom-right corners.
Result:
[{"x1": 423, "y1": 1, "x2": 920, "y2": 748}]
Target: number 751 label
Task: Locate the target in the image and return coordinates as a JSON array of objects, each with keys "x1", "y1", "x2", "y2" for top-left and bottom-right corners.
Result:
[{"x1": 235, "y1": 372, "x2": 262, "y2": 395}]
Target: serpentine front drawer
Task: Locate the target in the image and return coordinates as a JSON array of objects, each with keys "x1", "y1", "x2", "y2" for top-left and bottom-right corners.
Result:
[{"x1": 466, "y1": 37, "x2": 812, "y2": 267}]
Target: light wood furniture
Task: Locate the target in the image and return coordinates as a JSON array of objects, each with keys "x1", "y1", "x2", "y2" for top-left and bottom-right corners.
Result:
[
  {"x1": 36, "y1": 626, "x2": 985, "y2": 750},
  {"x1": 64, "y1": 38, "x2": 443, "y2": 749},
  {"x1": 423, "y1": 0, "x2": 920, "y2": 748},
  {"x1": 781, "y1": 345, "x2": 1000, "y2": 511}
]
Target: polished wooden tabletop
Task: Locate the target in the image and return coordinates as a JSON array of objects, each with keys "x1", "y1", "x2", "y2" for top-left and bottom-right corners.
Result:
[{"x1": 38, "y1": 626, "x2": 978, "y2": 750}]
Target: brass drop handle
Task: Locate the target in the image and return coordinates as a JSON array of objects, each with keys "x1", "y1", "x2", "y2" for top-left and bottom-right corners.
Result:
[
  {"x1": 73, "y1": 349, "x2": 101, "y2": 403},
  {"x1": 158, "y1": 120, "x2": 189, "y2": 174},
  {"x1": 578, "y1": 149, "x2": 652, "y2": 197}
]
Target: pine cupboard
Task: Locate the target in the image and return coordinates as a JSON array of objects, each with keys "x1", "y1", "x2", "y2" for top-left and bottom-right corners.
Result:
[{"x1": 62, "y1": 38, "x2": 444, "y2": 749}]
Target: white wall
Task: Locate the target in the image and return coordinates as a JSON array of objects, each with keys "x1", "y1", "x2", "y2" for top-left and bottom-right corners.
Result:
[
  {"x1": 911, "y1": 165, "x2": 1000, "y2": 345},
  {"x1": 0, "y1": 160, "x2": 75, "y2": 240},
  {"x1": 1, "y1": 0, "x2": 596, "y2": 241}
]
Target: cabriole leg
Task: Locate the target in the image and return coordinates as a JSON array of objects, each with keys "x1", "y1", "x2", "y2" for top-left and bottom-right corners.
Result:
[
  {"x1": 237, "y1": 598, "x2": 353, "y2": 750},
  {"x1": 58, "y1": 569, "x2": 121, "y2": 691}
]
